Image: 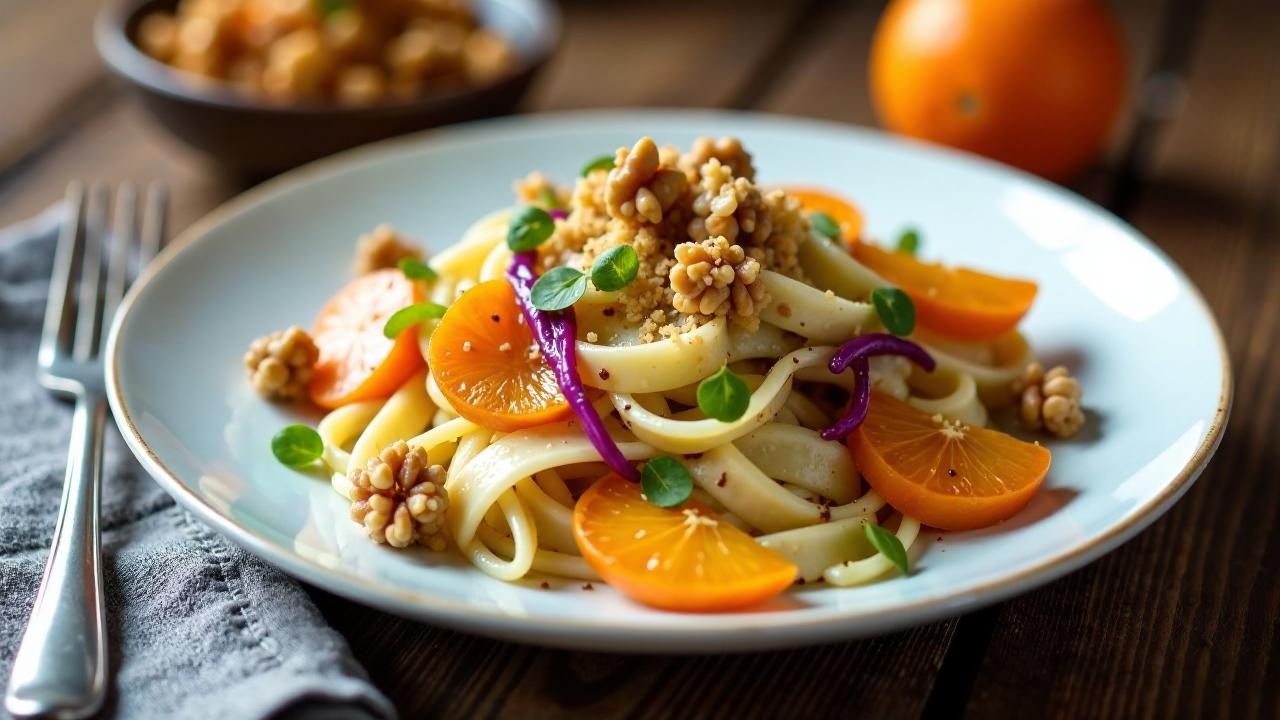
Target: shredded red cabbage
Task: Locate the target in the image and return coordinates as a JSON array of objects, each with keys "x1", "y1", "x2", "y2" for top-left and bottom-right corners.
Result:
[
  {"x1": 507, "y1": 251, "x2": 640, "y2": 481},
  {"x1": 820, "y1": 333, "x2": 936, "y2": 441},
  {"x1": 549, "y1": 208, "x2": 569, "y2": 220}
]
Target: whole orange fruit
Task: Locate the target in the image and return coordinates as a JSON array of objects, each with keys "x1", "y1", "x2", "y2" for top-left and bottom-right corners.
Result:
[{"x1": 869, "y1": 0, "x2": 1127, "y2": 181}]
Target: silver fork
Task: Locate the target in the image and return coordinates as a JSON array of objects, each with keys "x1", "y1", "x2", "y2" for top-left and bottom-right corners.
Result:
[{"x1": 5, "y1": 182, "x2": 166, "y2": 720}]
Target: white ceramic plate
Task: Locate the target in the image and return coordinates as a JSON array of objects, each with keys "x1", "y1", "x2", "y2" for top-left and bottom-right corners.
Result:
[{"x1": 107, "y1": 110, "x2": 1230, "y2": 652}]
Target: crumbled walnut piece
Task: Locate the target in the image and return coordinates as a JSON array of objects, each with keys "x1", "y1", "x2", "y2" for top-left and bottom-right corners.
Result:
[
  {"x1": 348, "y1": 441, "x2": 450, "y2": 549},
  {"x1": 679, "y1": 136, "x2": 755, "y2": 183},
  {"x1": 669, "y1": 236, "x2": 767, "y2": 327},
  {"x1": 605, "y1": 137, "x2": 688, "y2": 224},
  {"x1": 244, "y1": 326, "x2": 318, "y2": 401},
  {"x1": 353, "y1": 224, "x2": 423, "y2": 275},
  {"x1": 1012, "y1": 362, "x2": 1085, "y2": 438}
]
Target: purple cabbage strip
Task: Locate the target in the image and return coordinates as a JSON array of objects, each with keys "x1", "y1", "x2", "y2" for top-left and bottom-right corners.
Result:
[
  {"x1": 507, "y1": 251, "x2": 640, "y2": 482},
  {"x1": 820, "y1": 333, "x2": 936, "y2": 442},
  {"x1": 549, "y1": 208, "x2": 569, "y2": 220},
  {"x1": 828, "y1": 333, "x2": 936, "y2": 376}
]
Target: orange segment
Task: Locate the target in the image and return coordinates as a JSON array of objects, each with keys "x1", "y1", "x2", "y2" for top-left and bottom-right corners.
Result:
[
  {"x1": 309, "y1": 269, "x2": 425, "y2": 409},
  {"x1": 784, "y1": 186, "x2": 864, "y2": 246},
  {"x1": 427, "y1": 279, "x2": 570, "y2": 432},
  {"x1": 573, "y1": 474, "x2": 797, "y2": 612},
  {"x1": 852, "y1": 240, "x2": 1037, "y2": 341},
  {"x1": 848, "y1": 391, "x2": 1051, "y2": 530}
]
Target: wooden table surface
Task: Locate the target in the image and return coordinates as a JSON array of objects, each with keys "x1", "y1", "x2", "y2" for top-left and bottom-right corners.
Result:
[{"x1": 4, "y1": 0, "x2": 1278, "y2": 717}]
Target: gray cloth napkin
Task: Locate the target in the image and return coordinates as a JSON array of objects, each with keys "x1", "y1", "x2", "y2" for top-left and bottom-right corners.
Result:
[{"x1": 0, "y1": 208, "x2": 396, "y2": 720}]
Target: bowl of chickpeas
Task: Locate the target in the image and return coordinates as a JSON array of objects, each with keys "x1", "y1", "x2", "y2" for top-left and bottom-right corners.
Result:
[{"x1": 96, "y1": 0, "x2": 559, "y2": 174}]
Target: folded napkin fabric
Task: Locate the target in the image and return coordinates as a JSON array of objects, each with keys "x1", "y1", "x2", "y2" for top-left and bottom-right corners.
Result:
[{"x1": 0, "y1": 209, "x2": 395, "y2": 720}]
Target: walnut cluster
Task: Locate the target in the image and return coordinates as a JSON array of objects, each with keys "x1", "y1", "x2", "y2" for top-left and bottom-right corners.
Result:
[
  {"x1": 678, "y1": 136, "x2": 755, "y2": 183},
  {"x1": 604, "y1": 137, "x2": 688, "y2": 224},
  {"x1": 525, "y1": 135, "x2": 809, "y2": 343},
  {"x1": 353, "y1": 224, "x2": 423, "y2": 275},
  {"x1": 243, "y1": 326, "x2": 319, "y2": 401},
  {"x1": 1013, "y1": 362, "x2": 1085, "y2": 438},
  {"x1": 669, "y1": 236, "x2": 767, "y2": 324},
  {"x1": 348, "y1": 441, "x2": 450, "y2": 550}
]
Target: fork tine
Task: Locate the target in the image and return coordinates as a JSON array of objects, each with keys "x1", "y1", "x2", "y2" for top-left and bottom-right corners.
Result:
[
  {"x1": 100, "y1": 183, "x2": 136, "y2": 353},
  {"x1": 39, "y1": 183, "x2": 85, "y2": 367},
  {"x1": 72, "y1": 186, "x2": 109, "y2": 360},
  {"x1": 139, "y1": 182, "x2": 167, "y2": 268}
]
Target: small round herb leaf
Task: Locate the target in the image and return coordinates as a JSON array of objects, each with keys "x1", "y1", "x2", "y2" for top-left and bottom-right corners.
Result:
[
  {"x1": 864, "y1": 522, "x2": 910, "y2": 575},
  {"x1": 696, "y1": 365, "x2": 751, "y2": 422},
  {"x1": 896, "y1": 227, "x2": 921, "y2": 255},
  {"x1": 507, "y1": 206, "x2": 556, "y2": 252},
  {"x1": 530, "y1": 266, "x2": 587, "y2": 311},
  {"x1": 810, "y1": 211, "x2": 841, "y2": 240},
  {"x1": 537, "y1": 187, "x2": 563, "y2": 210},
  {"x1": 590, "y1": 245, "x2": 639, "y2": 292},
  {"x1": 272, "y1": 424, "x2": 324, "y2": 468},
  {"x1": 398, "y1": 258, "x2": 438, "y2": 281},
  {"x1": 383, "y1": 302, "x2": 448, "y2": 339},
  {"x1": 871, "y1": 287, "x2": 916, "y2": 336},
  {"x1": 580, "y1": 154, "x2": 615, "y2": 177},
  {"x1": 641, "y1": 456, "x2": 693, "y2": 508}
]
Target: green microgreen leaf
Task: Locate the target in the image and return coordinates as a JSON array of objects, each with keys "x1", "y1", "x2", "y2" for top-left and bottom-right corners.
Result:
[
  {"x1": 641, "y1": 455, "x2": 694, "y2": 508},
  {"x1": 580, "y1": 154, "x2": 615, "y2": 177},
  {"x1": 896, "y1": 227, "x2": 921, "y2": 255},
  {"x1": 871, "y1": 287, "x2": 915, "y2": 336},
  {"x1": 271, "y1": 424, "x2": 324, "y2": 468},
  {"x1": 864, "y1": 522, "x2": 910, "y2": 575},
  {"x1": 530, "y1": 266, "x2": 587, "y2": 311},
  {"x1": 506, "y1": 206, "x2": 556, "y2": 252},
  {"x1": 537, "y1": 187, "x2": 563, "y2": 210},
  {"x1": 589, "y1": 245, "x2": 639, "y2": 292},
  {"x1": 696, "y1": 365, "x2": 751, "y2": 422},
  {"x1": 398, "y1": 258, "x2": 438, "y2": 281},
  {"x1": 810, "y1": 211, "x2": 841, "y2": 240},
  {"x1": 382, "y1": 302, "x2": 447, "y2": 339}
]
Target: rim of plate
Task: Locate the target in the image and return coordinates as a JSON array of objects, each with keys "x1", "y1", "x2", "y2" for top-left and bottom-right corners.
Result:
[{"x1": 105, "y1": 109, "x2": 1233, "y2": 649}]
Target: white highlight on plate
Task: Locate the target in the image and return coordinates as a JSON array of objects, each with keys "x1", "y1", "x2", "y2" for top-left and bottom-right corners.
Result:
[
  {"x1": 1112, "y1": 421, "x2": 1205, "y2": 504},
  {"x1": 1001, "y1": 187, "x2": 1179, "y2": 322}
]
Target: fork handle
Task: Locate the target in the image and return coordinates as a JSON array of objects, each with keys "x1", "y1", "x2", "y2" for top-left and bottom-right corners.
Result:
[{"x1": 5, "y1": 393, "x2": 108, "y2": 720}]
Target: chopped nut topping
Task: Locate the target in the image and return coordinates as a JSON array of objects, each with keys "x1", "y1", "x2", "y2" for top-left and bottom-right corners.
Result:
[
  {"x1": 353, "y1": 223, "x2": 423, "y2": 275},
  {"x1": 605, "y1": 137, "x2": 688, "y2": 224},
  {"x1": 1012, "y1": 362, "x2": 1085, "y2": 438},
  {"x1": 678, "y1": 136, "x2": 755, "y2": 183},
  {"x1": 520, "y1": 136, "x2": 807, "y2": 343},
  {"x1": 348, "y1": 441, "x2": 450, "y2": 549},
  {"x1": 244, "y1": 326, "x2": 318, "y2": 401},
  {"x1": 669, "y1": 236, "x2": 767, "y2": 328}
]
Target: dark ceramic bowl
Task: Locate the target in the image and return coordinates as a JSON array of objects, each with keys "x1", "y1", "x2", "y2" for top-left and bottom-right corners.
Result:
[{"x1": 95, "y1": 0, "x2": 560, "y2": 175}]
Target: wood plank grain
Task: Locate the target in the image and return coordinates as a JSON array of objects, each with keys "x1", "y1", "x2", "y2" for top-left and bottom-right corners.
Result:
[
  {"x1": 0, "y1": 0, "x2": 116, "y2": 175},
  {"x1": 309, "y1": 591, "x2": 958, "y2": 720},
  {"x1": 524, "y1": 0, "x2": 815, "y2": 111},
  {"x1": 959, "y1": 0, "x2": 1280, "y2": 716}
]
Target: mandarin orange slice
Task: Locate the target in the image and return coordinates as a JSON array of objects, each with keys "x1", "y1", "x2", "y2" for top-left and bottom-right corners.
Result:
[
  {"x1": 573, "y1": 474, "x2": 798, "y2": 612},
  {"x1": 852, "y1": 240, "x2": 1038, "y2": 341},
  {"x1": 427, "y1": 279, "x2": 570, "y2": 432},
  {"x1": 309, "y1": 269, "x2": 426, "y2": 409},
  {"x1": 785, "y1": 186, "x2": 865, "y2": 246},
  {"x1": 848, "y1": 391, "x2": 1051, "y2": 530}
]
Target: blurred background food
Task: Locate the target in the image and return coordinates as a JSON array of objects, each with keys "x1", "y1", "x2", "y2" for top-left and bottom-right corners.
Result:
[
  {"x1": 94, "y1": 0, "x2": 557, "y2": 173},
  {"x1": 135, "y1": 0, "x2": 517, "y2": 106}
]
